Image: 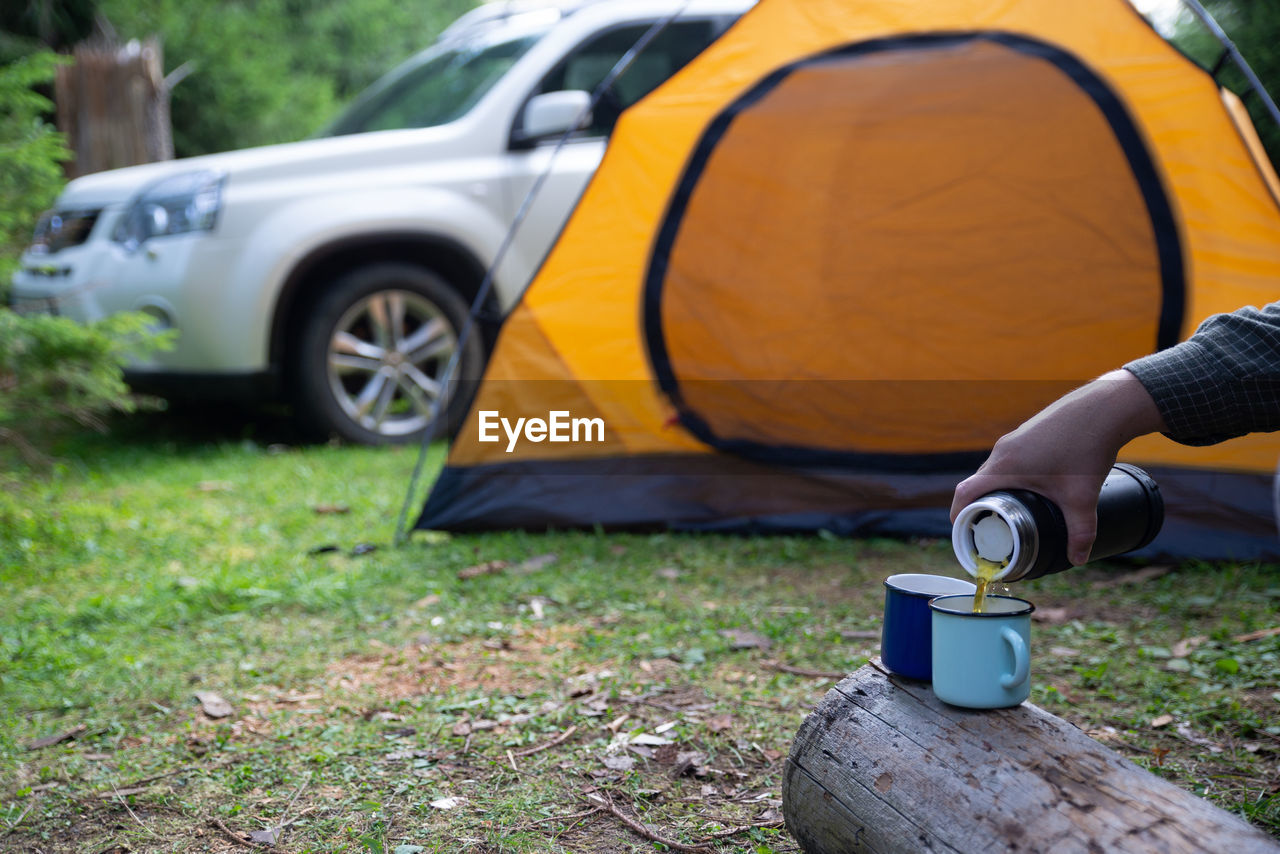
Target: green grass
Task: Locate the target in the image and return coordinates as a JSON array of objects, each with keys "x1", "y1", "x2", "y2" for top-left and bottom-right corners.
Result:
[{"x1": 1, "y1": 410, "x2": 1277, "y2": 851}]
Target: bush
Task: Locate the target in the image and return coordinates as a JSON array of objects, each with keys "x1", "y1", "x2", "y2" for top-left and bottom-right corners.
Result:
[
  {"x1": 0, "y1": 311, "x2": 173, "y2": 463},
  {"x1": 0, "y1": 51, "x2": 69, "y2": 298}
]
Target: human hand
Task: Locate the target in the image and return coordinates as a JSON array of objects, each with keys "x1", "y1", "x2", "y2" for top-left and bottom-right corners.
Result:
[{"x1": 950, "y1": 370, "x2": 1165, "y2": 565}]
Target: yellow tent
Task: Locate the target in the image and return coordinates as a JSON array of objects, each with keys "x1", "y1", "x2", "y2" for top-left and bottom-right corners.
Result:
[{"x1": 419, "y1": 0, "x2": 1280, "y2": 559}]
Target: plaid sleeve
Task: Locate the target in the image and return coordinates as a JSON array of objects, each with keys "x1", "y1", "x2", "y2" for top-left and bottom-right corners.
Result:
[{"x1": 1124, "y1": 301, "x2": 1280, "y2": 446}]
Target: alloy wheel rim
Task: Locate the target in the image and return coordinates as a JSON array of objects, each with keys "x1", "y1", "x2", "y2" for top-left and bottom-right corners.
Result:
[{"x1": 326, "y1": 289, "x2": 457, "y2": 437}]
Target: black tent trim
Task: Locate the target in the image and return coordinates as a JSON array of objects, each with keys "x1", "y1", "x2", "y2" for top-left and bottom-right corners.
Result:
[
  {"x1": 416, "y1": 456, "x2": 1277, "y2": 563},
  {"x1": 642, "y1": 30, "x2": 1186, "y2": 471}
]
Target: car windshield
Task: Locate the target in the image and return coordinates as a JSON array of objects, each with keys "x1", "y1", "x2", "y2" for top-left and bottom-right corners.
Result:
[{"x1": 321, "y1": 25, "x2": 549, "y2": 136}]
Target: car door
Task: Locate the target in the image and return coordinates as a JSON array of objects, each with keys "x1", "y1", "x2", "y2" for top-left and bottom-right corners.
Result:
[{"x1": 498, "y1": 16, "x2": 736, "y2": 309}]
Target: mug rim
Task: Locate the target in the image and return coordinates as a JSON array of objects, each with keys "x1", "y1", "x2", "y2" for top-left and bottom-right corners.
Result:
[
  {"x1": 884, "y1": 573, "x2": 976, "y2": 598},
  {"x1": 929, "y1": 593, "x2": 1035, "y2": 617}
]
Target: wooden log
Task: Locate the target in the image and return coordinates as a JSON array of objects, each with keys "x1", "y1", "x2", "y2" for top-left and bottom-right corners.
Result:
[{"x1": 783, "y1": 660, "x2": 1278, "y2": 854}]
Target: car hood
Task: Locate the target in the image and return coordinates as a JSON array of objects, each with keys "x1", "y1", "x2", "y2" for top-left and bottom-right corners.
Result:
[{"x1": 57, "y1": 126, "x2": 463, "y2": 209}]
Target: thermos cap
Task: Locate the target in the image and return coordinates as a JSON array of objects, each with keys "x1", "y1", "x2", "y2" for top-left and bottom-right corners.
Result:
[{"x1": 951, "y1": 493, "x2": 1040, "y2": 582}]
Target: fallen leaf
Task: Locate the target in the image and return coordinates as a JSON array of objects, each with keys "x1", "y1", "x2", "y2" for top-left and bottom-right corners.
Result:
[
  {"x1": 312, "y1": 503, "x2": 350, "y2": 515},
  {"x1": 1150, "y1": 714, "x2": 1174, "y2": 728},
  {"x1": 275, "y1": 692, "x2": 323, "y2": 704},
  {"x1": 25, "y1": 724, "x2": 87, "y2": 750},
  {"x1": 609, "y1": 545, "x2": 628, "y2": 556},
  {"x1": 514, "y1": 553, "x2": 557, "y2": 573},
  {"x1": 195, "y1": 691, "x2": 234, "y2": 719},
  {"x1": 1032, "y1": 607, "x2": 1071, "y2": 625},
  {"x1": 602, "y1": 755, "x2": 636, "y2": 771},
  {"x1": 706, "y1": 714, "x2": 733, "y2": 733},
  {"x1": 248, "y1": 827, "x2": 280, "y2": 844},
  {"x1": 1175, "y1": 722, "x2": 1224, "y2": 753},
  {"x1": 384, "y1": 727, "x2": 417, "y2": 739},
  {"x1": 1091, "y1": 565, "x2": 1172, "y2": 589},
  {"x1": 429, "y1": 796, "x2": 462, "y2": 810},
  {"x1": 758, "y1": 807, "x2": 783, "y2": 823},
  {"x1": 700, "y1": 784, "x2": 718, "y2": 797},
  {"x1": 1150, "y1": 747, "x2": 1171, "y2": 767},
  {"x1": 1233, "y1": 626, "x2": 1280, "y2": 643},
  {"x1": 630, "y1": 734, "x2": 674, "y2": 746},
  {"x1": 1049, "y1": 646, "x2": 1080, "y2": 658},
  {"x1": 840, "y1": 629, "x2": 880, "y2": 640},
  {"x1": 394, "y1": 846, "x2": 426, "y2": 854},
  {"x1": 671, "y1": 750, "x2": 707, "y2": 778},
  {"x1": 656, "y1": 567, "x2": 681, "y2": 580},
  {"x1": 720, "y1": 628, "x2": 772, "y2": 651},
  {"x1": 414, "y1": 594, "x2": 441, "y2": 608},
  {"x1": 1171, "y1": 635, "x2": 1208, "y2": 658},
  {"x1": 458, "y1": 560, "x2": 507, "y2": 580}
]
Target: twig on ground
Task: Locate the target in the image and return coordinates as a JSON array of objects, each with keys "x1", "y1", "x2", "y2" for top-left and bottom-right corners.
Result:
[
  {"x1": 271, "y1": 771, "x2": 311, "y2": 847},
  {"x1": 511, "y1": 724, "x2": 578, "y2": 758},
  {"x1": 1, "y1": 803, "x2": 33, "y2": 837},
  {"x1": 584, "y1": 792, "x2": 708, "y2": 852},
  {"x1": 697, "y1": 820, "x2": 786, "y2": 841},
  {"x1": 108, "y1": 780, "x2": 160, "y2": 839},
  {"x1": 122, "y1": 767, "x2": 187, "y2": 788},
  {"x1": 524, "y1": 806, "x2": 601, "y2": 828},
  {"x1": 94, "y1": 767, "x2": 188, "y2": 797},
  {"x1": 762, "y1": 660, "x2": 847, "y2": 680},
  {"x1": 210, "y1": 818, "x2": 273, "y2": 850},
  {"x1": 507, "y1": 749, "x2": 519, "y2": 772}
]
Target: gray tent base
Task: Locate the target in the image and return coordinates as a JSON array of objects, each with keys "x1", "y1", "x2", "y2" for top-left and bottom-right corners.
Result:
[{"x1": 416, "y1": 456, "x2": 1278, "y2": 563}]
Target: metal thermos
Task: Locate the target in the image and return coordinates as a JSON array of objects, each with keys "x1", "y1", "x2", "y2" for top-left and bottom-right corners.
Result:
[{"x1": 951, "y1": 463, "x2": 1164, "y2": 582}]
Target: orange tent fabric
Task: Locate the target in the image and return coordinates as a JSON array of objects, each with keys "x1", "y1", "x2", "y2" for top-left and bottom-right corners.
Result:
[{"x1": 420, "y1": 0, "x2": 1280, "y2": 559}]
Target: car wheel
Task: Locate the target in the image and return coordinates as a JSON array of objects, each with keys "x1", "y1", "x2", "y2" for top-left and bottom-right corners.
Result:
[{"x1": 293, "y1": 263, "x2": 484, "y2": 444}]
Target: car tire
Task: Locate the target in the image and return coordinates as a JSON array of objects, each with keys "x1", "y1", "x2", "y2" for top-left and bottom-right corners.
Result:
[{"x1": 292, "y1": 263, "x2": 484, "y2": 445}]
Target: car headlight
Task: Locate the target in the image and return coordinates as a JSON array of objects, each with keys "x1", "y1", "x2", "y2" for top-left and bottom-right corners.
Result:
[{"x1": 112, "y1": 169, "x2": 226, "y2": 250}]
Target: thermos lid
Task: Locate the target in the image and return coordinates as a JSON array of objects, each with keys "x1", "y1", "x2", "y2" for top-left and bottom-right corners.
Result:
[{"x1": 951, "y1": 493, "x2": 1039, "y2": 582}]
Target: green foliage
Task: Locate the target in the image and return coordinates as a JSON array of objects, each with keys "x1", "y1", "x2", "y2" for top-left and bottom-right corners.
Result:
[
  {"x1": 1173, "y1": 0, "x2": 1280, "y2": 166},
  {"x1": 0, "y1": 0, "x2": 97, "y2": 57},
  {"x1": 96, "y1": 0, "x2": 476, "y2": 157},
  {"x1": 0, "y1": 52, "x2": 69, "y2": 295},
  {"x1": 0, "y1": 311, "x2": 172, "y2": 460}
]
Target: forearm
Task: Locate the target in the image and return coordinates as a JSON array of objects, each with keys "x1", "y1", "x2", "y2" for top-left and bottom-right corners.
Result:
[{"x1": 1124, "y1": 302, "x2": 1280, "y2": 445}]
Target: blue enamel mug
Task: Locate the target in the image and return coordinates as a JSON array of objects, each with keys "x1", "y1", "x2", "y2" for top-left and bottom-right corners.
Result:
[
  {"x1": 881, "y1": 574, "x2": 977, "y2": 680},
  {"x1": 929, "y1": 594, "x2": 1035, "y2": 709}
]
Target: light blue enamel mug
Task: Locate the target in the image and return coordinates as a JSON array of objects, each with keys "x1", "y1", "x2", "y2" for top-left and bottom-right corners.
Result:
[{"x1": 929, "y1": 594, "x2": 1034, "y2": 709}]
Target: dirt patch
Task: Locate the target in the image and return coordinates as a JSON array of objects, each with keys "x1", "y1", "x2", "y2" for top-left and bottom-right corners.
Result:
[{"x1": 325, "y1": 622, "x2": 583, "y2": 703}]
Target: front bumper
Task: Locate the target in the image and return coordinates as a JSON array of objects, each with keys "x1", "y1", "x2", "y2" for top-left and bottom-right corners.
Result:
[{"x1": 10, "y1": 213, "x2": 271, "y2": 375}]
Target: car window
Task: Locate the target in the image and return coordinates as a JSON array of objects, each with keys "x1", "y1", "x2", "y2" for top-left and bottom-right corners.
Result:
[
  {"x1": 528, "y1": 19, "x2": 721, "y2": 138},
  {"x1": 323, "y1": 29, "x2": 548, "y2": 136}
]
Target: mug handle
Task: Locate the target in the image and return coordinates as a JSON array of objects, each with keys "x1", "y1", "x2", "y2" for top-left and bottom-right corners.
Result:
[{"x1": 999, "y1": 627, "x2": 1029, "y2": 689}]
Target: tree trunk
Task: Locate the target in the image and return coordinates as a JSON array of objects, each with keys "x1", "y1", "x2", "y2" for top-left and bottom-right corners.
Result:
[
  {"x1": 782, "y1": 660, "x2": 1278, "y2": 854},
  {"x1": 55, "y1": 37, "x2": 173, "y2": 178}
]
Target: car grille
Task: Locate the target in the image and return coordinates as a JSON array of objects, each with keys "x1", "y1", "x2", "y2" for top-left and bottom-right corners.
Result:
[{"x1": 30, "y1": 208, "x2": 101, "y2": 255}]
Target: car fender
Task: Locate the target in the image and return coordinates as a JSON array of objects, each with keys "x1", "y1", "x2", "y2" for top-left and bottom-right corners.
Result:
[{"x1": 219, "y1": 187, "x2": 522, "y2": 368}]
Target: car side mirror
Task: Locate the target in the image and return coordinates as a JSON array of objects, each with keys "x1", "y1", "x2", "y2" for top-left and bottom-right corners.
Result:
[{"x1": 517, "y1": 90, "x2": 592, "y2": 145}]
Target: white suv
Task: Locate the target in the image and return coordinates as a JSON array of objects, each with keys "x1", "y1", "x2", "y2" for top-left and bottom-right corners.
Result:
[{"x1": 11, "y1": 0, "x2": 748, "y2": 443}]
